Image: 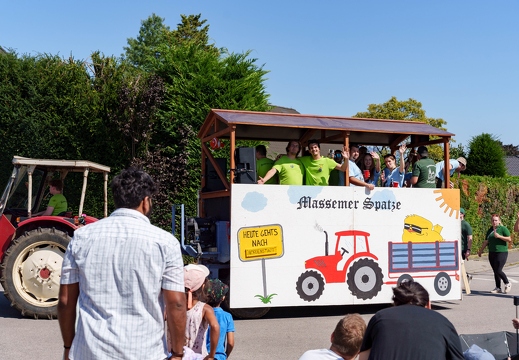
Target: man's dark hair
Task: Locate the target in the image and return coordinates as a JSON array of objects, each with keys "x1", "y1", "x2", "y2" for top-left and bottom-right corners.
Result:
[
  {"x1": 256, "y1": 145, "x2": 267, "y2": 156},
  {"x1": 307, "y1": 139, "x2": 320, "y2": 148},
  {"x1": 49, "y1": 179, "x2": 63, "y2": 192},
  {"x1": 392, "y1": 280, "x2": 429, "y2": 307},
  {"x1": 350, "y1": 143, "x2": 360, "y2": 150},
  {"x1": 384, "y1": 154, "x2": 396, "y2": 161},
  {"x1": 111, "y1": 167, "x2": 158, "y2": 209}
]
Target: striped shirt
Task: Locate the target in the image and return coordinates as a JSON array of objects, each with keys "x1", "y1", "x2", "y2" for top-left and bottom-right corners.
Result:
[{"x1": 61, "y1": 208, "x2": 184, "y2": 360}]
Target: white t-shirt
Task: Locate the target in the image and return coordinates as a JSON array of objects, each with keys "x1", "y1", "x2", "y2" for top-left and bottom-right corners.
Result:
[{"x1": 298, "y1": 348, "x2": 344, "y2": 360}]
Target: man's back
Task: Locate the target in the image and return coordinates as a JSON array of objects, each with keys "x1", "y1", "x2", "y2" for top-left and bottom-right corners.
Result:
[
  {"x1": 361, "y1": 304, "x2": 463, "y2": 360},
  {"x1": 412, "y1": 157, "x2": 436, "y2": 188},
  {"x1": 49, "y1": 193, "x2": 67, "y2": 215},
  {"x1": 61, "y1": 208, "x2": 184, "y2": 360}
]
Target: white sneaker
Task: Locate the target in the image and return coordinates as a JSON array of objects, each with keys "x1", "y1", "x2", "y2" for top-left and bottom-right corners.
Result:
[
  {"x1": 505, "y1": 283, "x2": 512, "y2": 293},
  {"x1": 491, "y1": 287, "x2": 503, "y2": 294}
]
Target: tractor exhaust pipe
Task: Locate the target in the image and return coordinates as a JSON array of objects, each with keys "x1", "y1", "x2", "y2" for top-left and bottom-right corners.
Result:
[{"x1": 324, "y1": 231, "x2": 328, "y2": 256}]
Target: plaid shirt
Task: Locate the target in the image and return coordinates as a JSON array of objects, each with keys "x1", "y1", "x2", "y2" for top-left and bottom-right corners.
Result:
[{"x1": 61, "y1": 208, "x2": 184, "y2": 360}]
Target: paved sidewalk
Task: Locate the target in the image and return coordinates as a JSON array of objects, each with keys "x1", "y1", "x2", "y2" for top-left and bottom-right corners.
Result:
[{"x1": 464, "y1": 247, "x2": 519, "y2": 274}]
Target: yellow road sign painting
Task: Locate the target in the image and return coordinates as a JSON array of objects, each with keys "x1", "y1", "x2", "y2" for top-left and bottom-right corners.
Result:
[{"x1": 238, "y1": 224, "x2": 284, "y2": 261}]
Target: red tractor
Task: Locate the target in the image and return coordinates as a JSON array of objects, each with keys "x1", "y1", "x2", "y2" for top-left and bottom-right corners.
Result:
[
  {"x1": 296, "y1": 230, "x2": 384, "y2": 301},
  {"x1": 0, "y1": 156, "x2": 110, "y2": 318}
]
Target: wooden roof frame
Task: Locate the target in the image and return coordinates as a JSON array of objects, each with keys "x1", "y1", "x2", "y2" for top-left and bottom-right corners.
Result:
[{"x1": 198, "y1": 109, "x2": 454, "y2": 215}]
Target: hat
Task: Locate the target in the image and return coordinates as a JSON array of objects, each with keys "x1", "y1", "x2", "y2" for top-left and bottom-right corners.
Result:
[
  {"x1": 463, "y1": 344, "x2": 495, "y2": 360},
  {"x1": 460, "y1": 208, "x2": 465, "y2": 215},
  {"x1": 417, "y1": 146, "x2": 428, "y2": 157},
  {"x1": 206, "y1": 278, "x2": 229, "y2": 305},
  {"x1": 457, "y1": 157, "x2": 467, "y2": 167},
  {"x1": 184, "y1": 264, "x2": 210, "y2": 292}
]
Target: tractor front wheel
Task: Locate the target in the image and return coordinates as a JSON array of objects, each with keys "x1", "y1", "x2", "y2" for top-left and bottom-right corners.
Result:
[
  {"x1": 296, "y1": 270, "x2": 325, "y2": 302},
  {"x1": 0, "y1": 228, "x2": 70, "y2": 319}
]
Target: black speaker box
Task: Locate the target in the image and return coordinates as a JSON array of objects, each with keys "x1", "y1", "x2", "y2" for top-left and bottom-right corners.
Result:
[
  {"x1": 234, "y1": 147, "x2": 257, "y2": 184},
  {"x1": 204, "y1": 158, "x2": 227, "y2": 192}
]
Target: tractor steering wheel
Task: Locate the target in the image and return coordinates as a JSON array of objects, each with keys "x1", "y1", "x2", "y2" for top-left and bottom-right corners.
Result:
[{"x1": 341, "y1": 247, "x2": 349, "y2": 256}]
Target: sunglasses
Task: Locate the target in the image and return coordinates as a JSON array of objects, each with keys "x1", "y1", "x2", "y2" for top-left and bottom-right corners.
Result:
[{"x1": 404, "y1": 223, "x2": 427, "y2": 234}]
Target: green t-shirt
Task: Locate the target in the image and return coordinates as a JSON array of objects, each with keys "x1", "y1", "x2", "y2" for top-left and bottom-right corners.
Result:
[
  {"x1": 272, "y1": 157, "x2": 304, "y2": 185},
  {"x1": 461, "y1": 220, "x2": 473, "y2": 251},
  {"x1": 486, "y1": 225, "x2": 510, "y2": 252},
  {"x1": 256, "y1": 157, "x2": 277, "y2": 184},
  {"x1": 48, "y1": 193, "x2": 67, "y2": 216},
  {"x1": 329, "y1": 169, "x2": 340, "y2": 186},
  {"x1": 299, "y1": 156, "x2": 338, "y2": 186},
  {"x1": 412, "y1": 158, "x2": 436, "y2": 188}
]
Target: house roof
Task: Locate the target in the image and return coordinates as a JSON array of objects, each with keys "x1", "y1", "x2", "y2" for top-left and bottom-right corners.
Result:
[
  {"x1": 200, "y1": 109, "x2": 454, "y2": 149},
  {"x1": 505, "y1": 156, "x2": 519, "y2": 176}
]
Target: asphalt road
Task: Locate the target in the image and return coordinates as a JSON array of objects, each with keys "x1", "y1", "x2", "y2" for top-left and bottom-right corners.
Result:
[{"x1": 1, "y1": 251, "x2": 519, "y2": 359}]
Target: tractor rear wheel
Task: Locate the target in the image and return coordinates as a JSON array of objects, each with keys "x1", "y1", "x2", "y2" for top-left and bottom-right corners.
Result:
[
  {"x1": 0, "y1": 228, "x2": 70, "y2": 319},
  {"x1": 347, "y1": 258, "x2": 384, "y2": 300}
]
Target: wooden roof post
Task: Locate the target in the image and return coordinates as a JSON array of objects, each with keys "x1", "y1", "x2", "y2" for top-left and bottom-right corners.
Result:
[
  {"x1": 444, "y1": 139, "x2": 451, "y2": 189},
  {"x1": 230, "y1": 126, "x2": 236, "y2": 185},
  {"x1": 344, "y1": 131, "x2": 350, "y2": 186}
]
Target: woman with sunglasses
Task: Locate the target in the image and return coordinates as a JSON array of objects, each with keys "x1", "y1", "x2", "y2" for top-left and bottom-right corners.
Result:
[{"x1": 478, "y1": 214, "x2": 512, "y2": 293}]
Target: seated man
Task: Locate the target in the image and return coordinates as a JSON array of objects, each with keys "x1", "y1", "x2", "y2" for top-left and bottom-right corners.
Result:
[{"x1": 34, "y1": 179, "x2": 68, "y2": 216}]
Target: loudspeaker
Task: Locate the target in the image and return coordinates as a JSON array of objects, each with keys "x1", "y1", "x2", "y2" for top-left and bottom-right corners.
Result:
[
  {"x1": 234, "y1": 147, "x2": 257, "y2": 184},
  {"x1": 204, "y1": 158, "x2": 227, "y2": 192}
]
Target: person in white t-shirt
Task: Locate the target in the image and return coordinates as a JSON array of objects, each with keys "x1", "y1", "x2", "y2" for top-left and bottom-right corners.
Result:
[{"x1": 298, "y1": 314, "x2": 366, "y2": 360}]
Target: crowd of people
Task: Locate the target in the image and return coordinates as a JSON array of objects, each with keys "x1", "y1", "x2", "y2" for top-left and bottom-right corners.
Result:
[
  {"x1": 256, "y1": 140, "x2": 467, "y2": 189},
  {"x1": 55, "y1": 164, "x2": 515, "y2": 360}
]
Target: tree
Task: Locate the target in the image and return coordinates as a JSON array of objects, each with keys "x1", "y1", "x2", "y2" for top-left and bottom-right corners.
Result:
[
  {"x1": 109, "y1": 73, "x2": 165, "y2": 159},
  {"x1": 122, "y1": 14, "x2": 270, "y2": 221},
  {"x1": 0, "y1": 51, "x2": 135, "y2": 217},
  {"x1": 354, "y1": 96, "x2": 448, "y2": 162},
  {"x1": 497, "y1": 141, "x2": 519, "y2": 157},
  {"x1": 123, "y1": 14, "x2": 171, "y2": 67},
  {"x1": 449, "y1": 143, "x2": 467, "y2": 160},
  {"x1": 123, "y1": 13, "x2": 218, "y2": 68},
  {"x1": 171, "y1": 14, "x2": 218, "y2": 54},
  {"x1": 466, "y1": 133, "x2": 507, "y2": 177}
]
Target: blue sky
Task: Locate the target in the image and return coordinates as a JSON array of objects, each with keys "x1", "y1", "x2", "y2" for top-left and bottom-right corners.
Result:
[{"x1": 2, "y1": 1, "x2": 518, "y2": 149}]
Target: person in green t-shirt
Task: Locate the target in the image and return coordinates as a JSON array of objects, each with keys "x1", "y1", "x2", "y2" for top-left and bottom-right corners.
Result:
[
  {"x1": 410, "y1": 146, "x2": 436, "y2": 188},
  {"x1": 460, "y1": 208, "x2": 473, "y2": 261},
  {"x1": 258, "y1": 140, "x2": 304, "y2": 185},
  {"x1": 478, "y1": 214, "x2": 512, "y2": 294},
  {"x1": 34, "y1": 179, "x2": 68, "y2": 216},
  {"x1": 299, "y1": 139, "x2": 349, "y2": 186},
  {"x1": 256, "y1": 145, "x2": 277, "y2": 184}
]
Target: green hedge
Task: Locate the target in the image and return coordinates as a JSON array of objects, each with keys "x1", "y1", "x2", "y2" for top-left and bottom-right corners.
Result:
[{"x1": 458, "y1": 175, "x2": 519, "y2": 254}]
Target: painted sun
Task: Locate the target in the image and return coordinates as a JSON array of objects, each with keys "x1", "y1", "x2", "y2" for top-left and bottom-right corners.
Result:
[{"x1": 433, "y1": 189, "x2": 461, "y2": 219}]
